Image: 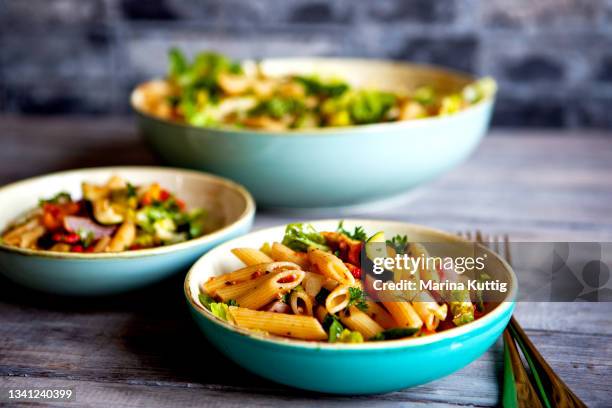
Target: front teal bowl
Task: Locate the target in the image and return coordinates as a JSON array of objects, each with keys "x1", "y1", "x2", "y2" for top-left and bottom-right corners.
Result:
[
  {"x1": 133, "y1": 58, "x2": 495, "y2": 208},
  {"x1": 187, "y1": 300, "x2": 513, "y2": 394},
  {"x1": 184, "y1": 220, "x2": 517, "y2": 394}
]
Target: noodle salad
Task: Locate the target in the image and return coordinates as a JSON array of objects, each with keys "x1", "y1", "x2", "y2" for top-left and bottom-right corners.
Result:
[
  {"x1": 1, "y1": 176, "x2": 216, "y2": 253},
  {"x1": 199, "y1": 222, "x2": 485, "y2": 343}
]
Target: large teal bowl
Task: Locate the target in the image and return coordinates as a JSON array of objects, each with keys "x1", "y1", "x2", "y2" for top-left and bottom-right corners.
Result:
[
  {"x1": 0, "y1": 167, "x2": 255, "y2": 295},
  {"x1": 185, "y1": 220, "x2": 516, "y2": 394},
  {"x1": 132, "y1": 58, "x2": 495, "y2": 208}
]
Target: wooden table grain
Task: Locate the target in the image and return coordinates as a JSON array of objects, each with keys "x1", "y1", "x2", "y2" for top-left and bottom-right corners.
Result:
[{"x1": 0, "y1": 116, "x2": 611, "y2": 407}]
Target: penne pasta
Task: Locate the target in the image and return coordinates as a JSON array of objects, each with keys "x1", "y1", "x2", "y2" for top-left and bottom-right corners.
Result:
[
  {"x1": 228, "y1": 306, "x2": 327, "y2": 340},
  {"x1": 302, "y1": 272, "x2": 326, "y2": 298},
  {"x1": 339, "y1": 306, "x2": 384, "y2": 339},
  {"x1": 325, "y1": 284, "x2": 351, "y2": 315},
  {"x1": 270, "y1": 242, "x2": 310, "y2": 268},
  {"x1": 202, "y1": 261, "x2": 300, "y2": 295},
  {"x1": 382, "y1": 300, "x2": 423, "y2": 329},
  {"x1": 364, "y1": 301, "x2": 397, "y2": 329},
  {"x1": 412, "y1": 301, "x2": 448, "y2": 331},
  {"x1": 231, "y1": 247, "x2": 274, "y2": 266},
  {"x1": 215, "y1": 272, "x2": 272, "y2": 302},
  {"x1": 308, "y1": 248, "x2": 355, "y2": 285},
  {"x1": 412, "y1": 290, "x2": 448, "y2": 331},
  {"x1": 235, "y1": 269, "x2": 305, "y2": 310},
  {"x1": 290, "y1": 290, "x2": 314, "y2": 316}
]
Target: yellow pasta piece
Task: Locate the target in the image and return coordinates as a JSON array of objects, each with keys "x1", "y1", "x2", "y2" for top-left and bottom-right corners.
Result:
[
  {"x1": 202, "y1": 261, "x2": 299, "y2": 295},
  {"x1": 325, "y1": 284, "x2": 350, "y2": 315},
  {"x1": 364, "y1": 301, "x2": 397, "y2": 329},
  {"x1": 215, "y1": 272, "x2": 272, "y2": 302},
  {"x1": 302, "y1": 272, "x2": 326, "y2": 298},
  {"x1": 228, "y1": 306, "x2": 327, "y2": 340},
  {"x1": 382, "y1": 300, "x2": 423, "y2": 329},
  {"x1": 231, "y1": 248, "x2": 274, "y2": 266},
  {"x1": 290, "y1": 290, "x2": 313, "y2": 316},
  {"x1": 308, "y1": 249, "x2": 355, "y2": 285},
  {"x1": 340, "y1": 306, "x2": 384, "y2": 339},
  {"x1": 412, "y1": 301, "x2": 448, "y2": 331},
  {"x1": 106, "y1": 220, "x2": 135, "y2": 252},
  {"x1": 235, "y1": 269, "x2": 305, "y2": 310},
  {"x1": 270, "y1": 242, "x2": 310, "y2": 268}
]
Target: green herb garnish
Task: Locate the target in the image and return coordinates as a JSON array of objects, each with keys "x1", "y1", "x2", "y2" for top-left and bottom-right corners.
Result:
[
  {"x1": 387, "y1": 235, "x2": 409, "y2": 254},
  {"x1": 348, "y1": 287, "x2": 368, "y2": 311},
  {"x1": 281, "y1": 223, "x2": 329, "y2": 252},
  {"x1": 337, "y1": 221, "x2": 367, "y2": 242}
]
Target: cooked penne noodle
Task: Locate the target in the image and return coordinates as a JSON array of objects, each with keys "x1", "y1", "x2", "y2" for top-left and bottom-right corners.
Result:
[
  {"x1": 290, "y1": 290, "x2": 314, "y2": 316},
  {"x1": 228, "y1": 306, "x2": 327, "y2": 341},
  {"x1": 323, "y1": 278, "x2": 340, "y2": 291},
  {"x1": 270, "y1": 242, "x2": 310, "y2": 268},
  {"x1": 325, "y1": 284, "x2": 351, "y2": 315},
  {"x1": 2, "y1": 219, "x2": 40, "y2": 246},
  {"x1": 339, "y1": 306, "x2": 384, "y2": 339},
  {"x1": 202, "y1": 261, "x2": 300, "y2": 295},
  {"x1": 235, "y1": 269, "x2": 305, "y2": 310},
  {"x1": 411, "y1": 290, "x2": 448, "y2": 331},
  {"x1": 215, "y1": 272, "x2": 272, "y2": 302},
  {"x1": 302, "y1": 272, "x2": 326, "y2": 298},
  {"x1": 308, "y1": 248, "x2": 355, "y2": 285},
  {"x1": 364, "y1": 301, "x2": 397, "y2": 329},
  {"x1": 382, "y1": 300, "x2": 423, "y2": 329},
  {"x1": 412, "y1": 301, "x2": 448, "y2": 331},
  {"x1": 106, "y1": 220, "x2": 136, "y2": 252},
  {"x1": 231, "y1": 248, "x2": 274, "y2": 266}
]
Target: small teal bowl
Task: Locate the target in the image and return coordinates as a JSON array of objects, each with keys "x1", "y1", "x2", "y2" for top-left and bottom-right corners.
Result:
[
  {"x1": 0, "y1": 166, "x2": 255, "y2": 295},
  {"x1": 132, "y1": 58, "x2": 495, "y2": 208},
  {"x1": 185, "y1": 220, "x2": 516, "y2": 394}
]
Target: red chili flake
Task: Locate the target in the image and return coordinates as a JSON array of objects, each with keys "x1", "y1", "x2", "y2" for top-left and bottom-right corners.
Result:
[
  {"x1": 52, "y1": 233, "x2": 64, "y2": 242},
  {"x1": 277, "y1": 274, "x2": 296, "y2": 284},
  {"x1": 85, "y1": 246, "x2": 96, "y2": 253},
  {"x1": 64, "y1": 233, "x2": 80, "y2": 244},
  {"x1": 251, "y1": 271, "x2": 263, "y2": 279},
  {"x1": 71, "y1": 245, "x2": 84, "y2": 253},
  {"x1": 159, "y1": 190, "x2": 170, "y2": 201}
]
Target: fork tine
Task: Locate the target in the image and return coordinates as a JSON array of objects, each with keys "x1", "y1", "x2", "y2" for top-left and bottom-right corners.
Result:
[
  {"x1": 504, "y1": 234, "x2": 512, "y2": 267},
  {"x1": 493, "y1": 236, "x2": 501, "y2": 254}
]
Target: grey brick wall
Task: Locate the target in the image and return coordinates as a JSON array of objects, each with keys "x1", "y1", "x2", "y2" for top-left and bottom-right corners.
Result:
[{"x1": 1, "y1": 0, "x2": 611, "y2": 128}]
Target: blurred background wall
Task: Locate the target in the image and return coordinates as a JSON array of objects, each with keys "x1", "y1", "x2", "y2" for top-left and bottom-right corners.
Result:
[{"x1": 1, "y1": 0, "x2": 611, "y2": 128}]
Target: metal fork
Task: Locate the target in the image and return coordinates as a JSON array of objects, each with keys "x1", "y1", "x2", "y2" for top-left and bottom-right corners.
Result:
[{"x1": 460, "y1": 231, "x2": 587, "y2": 408}]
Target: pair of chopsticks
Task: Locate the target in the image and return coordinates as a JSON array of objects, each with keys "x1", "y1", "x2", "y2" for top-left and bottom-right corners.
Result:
[{"x1": 460, "y1": 231, "x2": 586, "y2": 408}]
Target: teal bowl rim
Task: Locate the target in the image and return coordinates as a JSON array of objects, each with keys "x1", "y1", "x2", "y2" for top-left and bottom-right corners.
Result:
[
  {"x1": 131, "y1": 57, "x2": 496, "y2": 138},
  {"x1": 185, "y1": 219, "x2": 517, "y2": 351},
  {"x1": 0, "y1": 166, "x2": 256, "y2": 260}
]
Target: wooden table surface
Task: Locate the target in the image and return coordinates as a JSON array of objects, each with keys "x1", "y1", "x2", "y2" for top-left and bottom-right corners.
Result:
[{"x1": 0, "y1": 116, "x2": 611, "y2": 407}]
